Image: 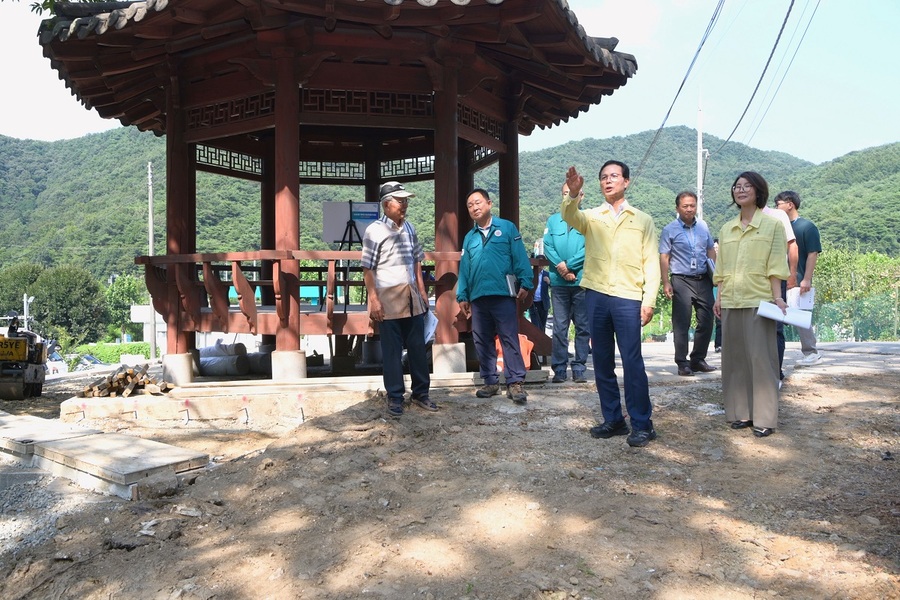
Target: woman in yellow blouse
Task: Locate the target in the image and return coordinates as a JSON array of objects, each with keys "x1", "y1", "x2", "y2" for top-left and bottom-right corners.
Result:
[{"x1": 713, "y1": 172, "x2": 789, "y2": 437}]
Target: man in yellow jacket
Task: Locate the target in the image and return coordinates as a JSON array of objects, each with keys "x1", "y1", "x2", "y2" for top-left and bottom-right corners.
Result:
[{"x1": 563, "y1": 162, "x2": 660, "y2": 447}]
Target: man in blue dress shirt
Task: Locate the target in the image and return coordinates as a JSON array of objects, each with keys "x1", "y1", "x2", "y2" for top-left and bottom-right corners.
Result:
[{"x1": 659, "y1": 191, "x2": 717, "y2": 376}]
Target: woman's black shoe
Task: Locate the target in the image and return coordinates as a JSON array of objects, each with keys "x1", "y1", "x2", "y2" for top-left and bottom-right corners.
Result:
[{"x1": 752, "y1": 427, "x2": 774, "y2": 437}]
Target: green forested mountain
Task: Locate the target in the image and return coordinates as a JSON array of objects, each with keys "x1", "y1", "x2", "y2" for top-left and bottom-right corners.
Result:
[{"x1": 1, "y1": 125, "x2": 897, "y2": 281}]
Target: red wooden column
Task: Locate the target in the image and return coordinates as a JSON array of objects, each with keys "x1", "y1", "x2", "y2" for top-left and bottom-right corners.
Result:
[
  {"x1": 165, "y1": 84, "x2": 195, "y2": 356},
  {"x1": 497, "y1": 120, "x2": 520, "y2": 226},
  {"x1": 433, "y1": 60, "x2": 461, "y2": 346},
  {"x1": 274, "y1": 49, "x2": 301, "y2": 351},
  {"x1": 260, "y1": 136, "x2": 277, "y2": 349}
]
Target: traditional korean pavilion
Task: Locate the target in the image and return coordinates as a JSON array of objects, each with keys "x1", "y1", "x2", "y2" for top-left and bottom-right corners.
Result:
[{"x1": 38, "y1": 0, "x2": 637, "y2": 382}]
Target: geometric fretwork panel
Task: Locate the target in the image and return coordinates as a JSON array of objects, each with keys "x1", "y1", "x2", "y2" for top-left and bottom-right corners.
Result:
[
  {"x1": 302, "y1": 89, "x2": 433, "y2": 117},
  {"x1": 196, "y1": 145, "x2": 262, "y2": 177},
  {"x1": 472, "y1": 145, "x2": 497, "y2": 164},
  {"x1": 299, "y1": 162, "x2": 365, "y2": 180},
  {"x1": 458, "y1": 102, "x2": 505, "y2": 143},
  {"x1": 187, "y1": 91, "x2": 276, "y2": 130},
  {"x1": 381, "y1": 156, "x2": 435, "y2": 179}
]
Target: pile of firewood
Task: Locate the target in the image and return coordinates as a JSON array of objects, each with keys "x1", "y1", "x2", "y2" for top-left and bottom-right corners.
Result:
[{"x1": 78, "y1": 364, "x2": 172, "y2": 398}]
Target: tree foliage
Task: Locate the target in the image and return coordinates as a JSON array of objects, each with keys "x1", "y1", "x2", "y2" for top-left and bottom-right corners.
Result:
[
  {"x1": 30, "y1": 265, "x2": 108, "y2": 346},
  {"x1": 0, "y1": 263, "x2": 43, "y2": 316},
  {"x1": 105, "y1": 274, "x2": 146, "y2": 340}
]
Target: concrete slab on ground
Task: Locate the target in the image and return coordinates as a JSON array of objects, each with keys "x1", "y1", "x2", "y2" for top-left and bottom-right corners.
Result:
[
  {"x1": 0, "y1": 411, "x2": 208, "y2": 499},
  {"x1": 0, "y1": 410, "x2": 101, "y2": 458}
]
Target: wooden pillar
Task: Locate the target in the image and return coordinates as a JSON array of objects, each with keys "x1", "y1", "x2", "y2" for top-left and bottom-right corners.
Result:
[
  {"x1": 433, "y1": 59, "x2": 461, "y2": 345},
  {"x1": 260, "y1": 135, "x2": 276, "y2": 348},
  {"x1": 497, "y1": 120, "x2": 520, "y2": 226},
  {"x1": 458, "y1": 139, "x2": 474, "y2": 239},
  {"x1": 364, "y1": 141, "x2": 380, "y2": 203},
  {"x1": 165, "y1": 83, "x2": 195, "y2": 355},
  {"x1": 274, "y1": 49, "x2": 301, "y2": 351}
]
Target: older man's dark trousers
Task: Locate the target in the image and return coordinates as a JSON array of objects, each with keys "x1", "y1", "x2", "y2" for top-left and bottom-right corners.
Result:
[
  {"x1": 380, "y1": 313, "x2": 430, "y2": 401},
  {"x1": 671, "y1": 274, "x2": 715, "y2": 368}
]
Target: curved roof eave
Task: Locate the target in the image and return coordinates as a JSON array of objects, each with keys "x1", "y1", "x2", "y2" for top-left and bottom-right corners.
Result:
[{"x1": 39, "y1": 0, "x2": 638, "y2": 134}]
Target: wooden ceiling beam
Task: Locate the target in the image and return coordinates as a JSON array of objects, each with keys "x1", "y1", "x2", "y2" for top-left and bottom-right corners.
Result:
[
  {"x1": 306, "y1": 63, "x2": 433, "y2": 93},
  {"x1": 173, "y1": 7, "x2": 209, "y2": 26},
  {"x1": 182, "y1": 72, "x2": 270, "y2": 109}
]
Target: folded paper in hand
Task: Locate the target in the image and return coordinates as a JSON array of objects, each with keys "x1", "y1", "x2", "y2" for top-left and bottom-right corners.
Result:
[
  {"x1": 505, "y1": 274, "x2": 519, "y2": 297},
  {"x1": 423, "y1": 310, "x2": 438, "y2": 344},
  {"x1": 757, "y1": 300, "x2": 812, "y2": 329},
  {"x1": 786, "y1": 287, "x2": 815, "y2": 309}
]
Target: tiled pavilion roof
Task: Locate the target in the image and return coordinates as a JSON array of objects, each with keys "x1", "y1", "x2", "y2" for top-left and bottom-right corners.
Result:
[{"x1": 38, "y1": 0, "x2": 638, "y2": 136}]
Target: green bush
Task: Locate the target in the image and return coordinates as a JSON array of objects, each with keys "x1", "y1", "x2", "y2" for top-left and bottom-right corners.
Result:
[{"x1": 72, "y1": 342, "x2": 150, "y2": 363}]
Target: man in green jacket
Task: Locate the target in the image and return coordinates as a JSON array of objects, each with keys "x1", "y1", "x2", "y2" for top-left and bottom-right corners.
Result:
[
  {"x1": 457, "y1": 188, "x2": 534, "y2": 404},
  {"x1": 543, "y1": 182, "x2": 590, "y2": 383}
]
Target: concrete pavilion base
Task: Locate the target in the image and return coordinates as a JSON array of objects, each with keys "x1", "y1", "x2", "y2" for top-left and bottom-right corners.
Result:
[
  {"x1": 432, "y1": 342, "x2": 467, "y2": 374},
  {"x1": 271, "y1": 349, "x2": 307, "y2": 380},
  {"x1": 58, "y1": 369, "x2": 549, "y2": 427}
]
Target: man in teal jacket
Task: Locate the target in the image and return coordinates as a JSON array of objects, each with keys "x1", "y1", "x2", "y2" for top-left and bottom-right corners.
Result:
[
  {"x1": 457, "y1": 188, "x2": 534, "y2": 404},
  {"x1": 543, "y1": 182, "x2": 590, "y2": 383}
]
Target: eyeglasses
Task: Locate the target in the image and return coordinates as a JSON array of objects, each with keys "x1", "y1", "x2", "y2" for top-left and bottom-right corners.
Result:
[
  {"x1": 600, "y1": 173, "x2": 623, "y2": 182},
  {"x1": 732, "y1": 184, "x2": 754, "y2": 192},
  {"x1": 391, "y1": 197, "x2": 410, "y2": 205}
]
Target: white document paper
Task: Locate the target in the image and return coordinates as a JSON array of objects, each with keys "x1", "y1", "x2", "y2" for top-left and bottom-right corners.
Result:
[
  {"x1": 786, "y1": 287, "x2": 815, "y2": 309},
  {"x1": 423, "y1": 310, "x2": 438, "y2": 344},
  {"x1": 757, "y1": 300, "x2": 812, "y2": 329}
]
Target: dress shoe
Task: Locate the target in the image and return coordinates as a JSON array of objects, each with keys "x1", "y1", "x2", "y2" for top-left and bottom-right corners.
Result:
[
  {"x1": 589, "y1": 420, "x2": 629, "y2": 439},
  {"x1": 677, "y1": 366, "x2": 693, "y2": 376},
  {"x1": 690, "y1": 360, "x2": 716, "y2": 373},
  {"x1": 730, "y1": 420, "x2": 753, "y2": 429},
  {"x1": 627, "y1": 427, "x2": 657, "y2": 447}
]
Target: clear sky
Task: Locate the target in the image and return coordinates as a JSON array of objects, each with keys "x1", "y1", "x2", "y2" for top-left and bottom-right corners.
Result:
[{"x1": 1, "y1": 0, "x2": 897, "y2": 164}]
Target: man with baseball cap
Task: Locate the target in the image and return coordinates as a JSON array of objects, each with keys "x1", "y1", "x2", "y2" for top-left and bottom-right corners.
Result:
[{"x1": 362, "y1": 181, "x2": 435, "y2": 418}]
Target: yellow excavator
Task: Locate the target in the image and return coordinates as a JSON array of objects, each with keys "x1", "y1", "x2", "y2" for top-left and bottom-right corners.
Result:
[{"x1": 0, "y1": 311, "x2": 47, "y2": 400}]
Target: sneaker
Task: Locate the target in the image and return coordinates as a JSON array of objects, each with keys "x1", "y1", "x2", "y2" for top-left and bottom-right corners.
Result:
[
  {"x1": 797, "y1": 353, "x2": 822, "y2": 366},
  {"x1": 551, "y1": 371, "x2": 567, "y2": 383},
  {"x1": 589, "y1": 420, "x2": 629, "y2": 439},
  {"x1": 506, "y1": 382, "x2": 528, "y2": 404},
  {"x1": 572, "y1": 371, "x2": 588, "y2": 383},
  {"x1": 411, "y1": 394, "x2": 438, "y2": 412},
  {"x1": 476, "y1": 384, "x2": 500, "y2": 398},
  {"x1": 387, "y1": 397, "x2": 404, "y2": 419},
  {"x1": 627, "y1": 427, "x2": 657, "y2": 447}
]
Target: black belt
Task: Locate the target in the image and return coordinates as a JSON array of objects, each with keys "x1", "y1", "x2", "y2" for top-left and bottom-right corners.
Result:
[{"x1": 672, "y1": 273, "x2": 706, "y2": 280}]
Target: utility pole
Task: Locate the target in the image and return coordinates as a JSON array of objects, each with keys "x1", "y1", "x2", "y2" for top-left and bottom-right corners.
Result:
[
  {"x1": 148, "y1": 162, "x2": 157, "y2": 361},
  {"x1": 696, "y1": 100, "x2": 709, "y2": 222}
]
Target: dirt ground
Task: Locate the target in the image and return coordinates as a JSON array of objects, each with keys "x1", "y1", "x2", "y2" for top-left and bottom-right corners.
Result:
[{"x1": 1, "y1": 365, "x2": 898, "y2": 600}]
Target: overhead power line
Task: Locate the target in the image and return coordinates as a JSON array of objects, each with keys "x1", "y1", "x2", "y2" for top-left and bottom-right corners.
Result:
[
  {"x1": 631, "y1": 0, "x2": 726, "y2": 183},
  {"x1": 743, "y1": 0, "x2": 821, "y2": 148},
  {"x1": 712, "y1": 0, "x2": 797, "y2": 155}
]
